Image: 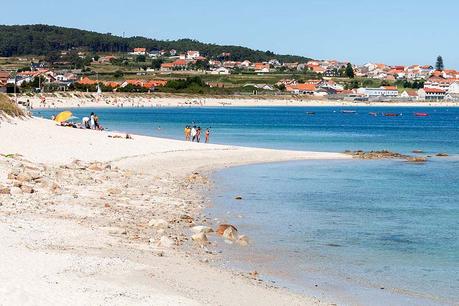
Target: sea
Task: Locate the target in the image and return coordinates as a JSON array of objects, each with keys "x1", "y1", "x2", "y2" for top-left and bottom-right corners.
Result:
[{"x1": 34, "y1": 106, "x2": 459, "y2": 305}]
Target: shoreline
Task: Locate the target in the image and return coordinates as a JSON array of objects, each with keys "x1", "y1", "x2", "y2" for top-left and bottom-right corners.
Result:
[
  {"x1": 12, "y1": 93, "x2": 459, "y2": 109},
  {"x1": 0, "y1": 117, "x2": 348, "y2": 305}
]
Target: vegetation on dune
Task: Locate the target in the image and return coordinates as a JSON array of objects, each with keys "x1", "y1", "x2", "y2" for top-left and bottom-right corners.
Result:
[
  {"x1": 0, "y1": 24, "x2": 311, "y2": 63},
  {"x1": 0, "y1": 94, "x2": 25, "y2": 117}
]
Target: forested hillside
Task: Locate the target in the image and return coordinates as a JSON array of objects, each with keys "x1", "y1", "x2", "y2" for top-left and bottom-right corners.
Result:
[{"x1": 0, "y1": 24, "x2": 311, "y2": 63}]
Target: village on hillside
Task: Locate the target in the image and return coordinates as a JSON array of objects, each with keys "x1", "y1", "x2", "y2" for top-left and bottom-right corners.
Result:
[{"x1": 1, "y1": 47, "x2": 458, "y2": 102}]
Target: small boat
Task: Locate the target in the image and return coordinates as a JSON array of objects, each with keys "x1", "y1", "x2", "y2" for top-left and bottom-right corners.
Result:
[
  {"x1": 384, "y1": 113, "x2": 401, "y2": 117},
  {"x1": 341, "y1": 110, "x2": 357, "y2": 114},
  {"x1": 369, "y1": 112, "x2": 378, "y2": 116},
  {"x1": 306, "y1": 112, "x2": 316, "y2": 115},
  {"x1": 415, "y1": 112, "x2": 429, "y2": 117}
]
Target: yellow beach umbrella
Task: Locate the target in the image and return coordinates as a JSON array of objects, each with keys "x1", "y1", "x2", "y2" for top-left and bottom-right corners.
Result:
[{"x1": 54, "y1": 111, "x2": 72, "y2": 123}]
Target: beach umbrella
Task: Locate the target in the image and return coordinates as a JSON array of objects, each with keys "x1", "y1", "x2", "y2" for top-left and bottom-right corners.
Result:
[{"x1": 54, "y1": 111, "x2": 73, "y2": 123}]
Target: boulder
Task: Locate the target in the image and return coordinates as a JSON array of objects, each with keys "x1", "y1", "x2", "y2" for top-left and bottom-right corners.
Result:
[
  {"x1": 20, "y1": 185, "x2": 34, "y2": 194},
  {"x1": 216, "y1": 224, "x2": 237, "y2": 236},
  {"x1": 16, "y1": 172, "x2": 32, "y2": 183},
  {"x1": 0, "y1": 186, "x2": 11, "y2": 195},
  {"x1": 406, "y1": 157, "x2": 428, "y2": 163},
  {"x1": 107, "y1": 187, "x2": 122, "y2": 195},
  {"x1": 191, "y1": 232, "x2": 208, "y2": 245},
  {"x1": 191, "y1": 226, "x2": 213, "y2": 234},
  {"x1": 236, "y1": 235, "x2": 250, "y2": 246},
  {"x1": 234, "y1": 196, "x2": 243, "y2": 200},
  {"x1": 222, "y1": 226, "x2": 239, "y2": 241},
  {"x1": 10, "y1": 187, "x2": 22, "y2": 195},
  {"x1": 412, "y1": 150, "x2": 424, "y2": 154},
  {"x1": 148, "y1": 218, "x2": 169, "y2": 229},
  {"x1": 88, "y1": 163, "x2": 103, "y2": 171},
  {"x1": 157, "y1": 236, "x2": 175, "y2": 248}
]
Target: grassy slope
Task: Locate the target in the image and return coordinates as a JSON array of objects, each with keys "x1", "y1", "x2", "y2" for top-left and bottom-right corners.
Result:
[{"x1": 0, "y1": 94, "x2": 24, "y2": 117}]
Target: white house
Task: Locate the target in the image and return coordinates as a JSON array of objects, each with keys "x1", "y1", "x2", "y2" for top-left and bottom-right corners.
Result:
[
  {"x1": 130, "y1": 48, "x2": 146, "y2": 55},
  {"x1": 210, "y1": 67, "x2": 230, "y2": 75},
  {"x1": 417, "y1": 88, "x2": 446, "y2": 100},
  {"x1": 448, "y1": 81, "x2": 459, "y2": 94},
  {"x1": 357, "y1": 86, "x2": 399, "y2": 97},
  {"x1": 186, "y1": 51, "x2": 200, "y2": 60}
]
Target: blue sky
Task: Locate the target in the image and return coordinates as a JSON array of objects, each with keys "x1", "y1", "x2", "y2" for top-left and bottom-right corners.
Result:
[{"x1": 2, "y1": 0, "x2": 458, "y2": 68}]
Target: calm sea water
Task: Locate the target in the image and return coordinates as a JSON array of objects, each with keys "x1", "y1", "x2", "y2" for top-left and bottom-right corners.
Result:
[{"x1": 34, "y1": 106, "x2": 459, "y2": 305}]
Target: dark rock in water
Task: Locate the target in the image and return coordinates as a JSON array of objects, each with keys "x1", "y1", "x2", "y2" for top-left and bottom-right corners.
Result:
[
  {"x1": 234, "y1": 196, "x2": 243, "y2": 200},
  {"x1": 436, "y1": 153, "x2": 449, "y2": 157},
  {"x1": 406, "y1": 157, "x2": 428, "y2": 163},
  {"x1": 412, "y1": 150, "x2": 424, "y2": 154},
  {"x1": 345, "y1": 150, "x2": 408, "y2": 160},
  {"x1": 326, "y1": 243, "x2": 342, "y2": 247}
]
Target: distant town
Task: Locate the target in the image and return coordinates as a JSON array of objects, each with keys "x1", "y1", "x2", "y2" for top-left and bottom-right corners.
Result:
[{"x1": 1, "y1": 46, "x2": 458, "y2": 102}]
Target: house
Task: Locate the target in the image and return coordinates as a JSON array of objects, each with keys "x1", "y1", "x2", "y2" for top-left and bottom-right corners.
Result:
[
  {"x1": 254, "y1": 63, "x2": 270, "y2": 73},
  {"x1": 400, "y1": 89, "x2": 418, "y2": 100},
  {"x1": 160, "y1": 59, "x2": 188, "y2": 71},
  {"x1": 148, "y1": 50, "x2": 161, "y2": 58},
  {"x1": 448, "y1": 81, "x2": 459, "y2": 94},
  {"x1": 186, "y1": 51, "x2": 200, "y2": 60},
  {"x1": 243, "y1": 83, "x2": 275, "y2": 91},
  {"x1": 357, "y1": 86, "x2": 399, "y2": 97},
  {"x1": 417, "y1": 88, "x2": 446, "y2": 100},
  {"x1": 99, "y1": 55, "x2": 117, "y2": 63},
  {"x1": 130, "y1": 48, "x2": 147, "y2": 55},
  {"x1": 210, "y1": 67, "x2": 230, "y2": 75},
  {"x1": 169, "y1": 49, "x2": 177, "y2": 56},
  {"x1": 0, "y1": 70, "x2": 10, "y2": 85},
  {"x1": 286, "y1": 83, "x2": 317, "y2": 95},
  {"x1": 77, "y1": 77, "x2": 99, "y2": 85}
]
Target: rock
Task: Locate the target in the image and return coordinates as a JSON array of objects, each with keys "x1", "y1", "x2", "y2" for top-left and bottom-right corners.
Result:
[
  {"x1": 88, "y1": 163, "x2": 103, "y2": 171},
  {"x1": 148, "y1": 218, "x2": 169, "y2": 229},
  {"x1": 157, "y1": 236, "x2": 175, "y2": 248},
  {"x1": 0, "y1": 186, "x2": 11, "y2": 195},
  {"x1": 406, "y1": 157, "x2": 428, "y2": 163},
  {"x1": 20, "y1": 185, "x2": 34, "y2": 194},
  {"x1": 222, "y1": 226, "x2": 239, "y2": 241},
  {"x1": 412, "y1": 150, "x2": 424, "y2": 153},
  {"x1": 436, "y1": 153, "x2": 449, "y2": 157},
  {"x1": 191, "y1": 226, "x2": 213, "y2": 234},
  {"x1": 191, "y1": 232, "x2": 208, "y2": 245},
  {"x1": 16, "y1": 172, "x2": 32, "y2": 183},
  {"x1": 234, "y1": 196, "x2": 243, "y2": 200},
  {"x1": 107, "y1": 187, "x2": 122, "y2": 195},
  {"x1": 236, "y1": 235, "x2": 250, "y2": 246},
  {"x1": 10, "y1": 187, "x2": 22, "y2": 195},
  {"x1": 180, "y1": 214, "x2": 194, "y2": 223},
  {"x1": 216, "y1": 224, "x2": 237, "y2": 236}
]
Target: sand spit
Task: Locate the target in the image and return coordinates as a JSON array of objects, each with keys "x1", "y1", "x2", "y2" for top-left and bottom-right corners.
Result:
[{"x1": 0, "y1": 118, "x2": 348, "y2": 305}]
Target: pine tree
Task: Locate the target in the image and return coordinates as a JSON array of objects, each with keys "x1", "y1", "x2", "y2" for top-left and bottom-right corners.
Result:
[
  {"x1": 436, "y1": 56, "x2": 444, "y2": 71},
  {"x1": 345, "y1": 63, "x2": 355, "y2": 78}
]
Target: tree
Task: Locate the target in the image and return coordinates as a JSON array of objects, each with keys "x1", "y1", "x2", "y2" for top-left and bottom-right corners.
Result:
[
  {"x1": 345, "y1": 63, "x2": 355, "y2": 78},
  {"x1": 136, "y1": 55, "x2": 146, "y2": 62},
  {"x1": 151, "y1": 59, "x2": 164, "y2": 69},
  {"x1": 436, "y1": 56, "x2": 444, "y2": 71}
]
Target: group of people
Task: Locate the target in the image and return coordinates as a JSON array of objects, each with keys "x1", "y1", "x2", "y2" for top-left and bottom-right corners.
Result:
[
  {"x1": 184, "y1": 125, "x2": 210, "y2": 143},
  {"x1": 82, "y1": 112, "x2": 103, "y2": 130}
]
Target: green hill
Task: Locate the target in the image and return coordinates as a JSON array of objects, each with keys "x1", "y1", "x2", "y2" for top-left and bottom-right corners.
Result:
[{"x1": 0, "y1": 24, "x2": 311, "y2": 63}]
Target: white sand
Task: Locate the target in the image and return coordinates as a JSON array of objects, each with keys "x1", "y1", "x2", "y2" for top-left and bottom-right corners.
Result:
[
  {"x1": 17, "y1": 92, "x2": 459, "y2": 109},
  {"x1": 0, "y1": 117, "x2": 349, "y2": 306}
]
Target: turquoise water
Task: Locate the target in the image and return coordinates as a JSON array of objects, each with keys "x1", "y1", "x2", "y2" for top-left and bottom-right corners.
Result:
[{"x1": 34, "y1": 106, "x2": 459, "y2": 305}]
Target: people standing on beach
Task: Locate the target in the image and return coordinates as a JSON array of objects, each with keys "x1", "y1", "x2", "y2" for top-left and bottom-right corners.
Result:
[
  {"x1": 90, "y1": 112, "x2": 95, "y2": 129},
  {"x1": 94, "y1": 114, "x2": 100, "y2": 130},
  {"x1": 191, "y1": 126, "x2": 197, "y2": 142},
  {"x1": 205, "y1": 128, "x2": 210, "y2": 143},
  {"x1": 184, "y1": 125, "x2": 191, "y2": 141},
  {"x1": 82, "y1": 116, "x2": 90, "y2": 129},
  {"x1": 196, "y1": 127, "x2": 202, "y2": 143}
]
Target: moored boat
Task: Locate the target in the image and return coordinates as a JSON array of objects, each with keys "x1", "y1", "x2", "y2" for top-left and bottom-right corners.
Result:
[
  {"x1": 384, "y1": 113, "x2": 401, "y2": 117},
  {"x1": 415, "y1": 112, "x2": 429, "y2": 117}
]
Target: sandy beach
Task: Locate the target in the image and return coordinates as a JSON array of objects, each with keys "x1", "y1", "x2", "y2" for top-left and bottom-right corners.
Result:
[
  {"x1": 0, "y1": 116, "x2": 349, "y2": 305},
  {"x1": 14, "y1": 93, "x2": 459, "y2": 109}
]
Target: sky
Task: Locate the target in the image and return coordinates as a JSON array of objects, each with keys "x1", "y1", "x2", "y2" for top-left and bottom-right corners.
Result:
[{"x1": 2, "y1": 0, "x2": 458, "y2": 68}]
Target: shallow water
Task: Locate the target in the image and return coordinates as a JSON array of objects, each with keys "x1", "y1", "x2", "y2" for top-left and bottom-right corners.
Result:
[{"x1": 35, "y1": 106, "x2": 459, "y2": 305}]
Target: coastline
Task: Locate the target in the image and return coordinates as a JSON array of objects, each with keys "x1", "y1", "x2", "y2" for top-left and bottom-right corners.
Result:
[
  {"x1": 14, "y1": 93, "x2": 459, "y2": 109},
  {"x1": 0, "y1": 117, "x2": 348, "y2": 305}
]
